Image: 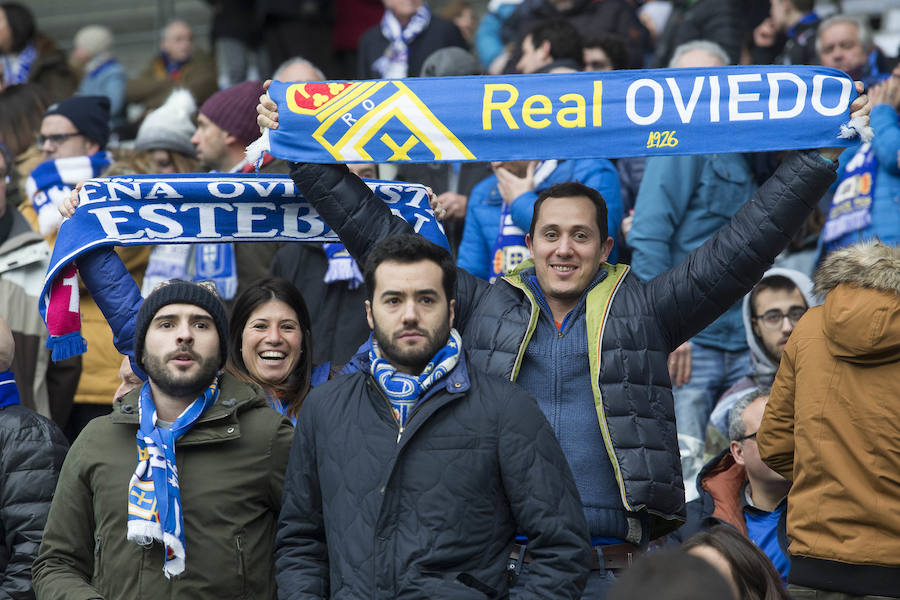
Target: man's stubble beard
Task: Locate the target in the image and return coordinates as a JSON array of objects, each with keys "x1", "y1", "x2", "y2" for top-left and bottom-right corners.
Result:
[{"x1": 143, "y1": 349, "x2": 220, "y2": 399}]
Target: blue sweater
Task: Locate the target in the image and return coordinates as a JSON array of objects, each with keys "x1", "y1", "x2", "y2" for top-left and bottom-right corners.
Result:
[
  {"x1": 457, "y1": 158, "x2": 623, "y2": 280},
  {"x1": 514, "y1": 268, "x2": 627, "y2": 540}
]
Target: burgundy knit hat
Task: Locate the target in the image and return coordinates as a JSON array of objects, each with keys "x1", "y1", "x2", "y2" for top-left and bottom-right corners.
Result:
[{"x1": 198, "y1": 80, "x2": 265, "y2": 147}]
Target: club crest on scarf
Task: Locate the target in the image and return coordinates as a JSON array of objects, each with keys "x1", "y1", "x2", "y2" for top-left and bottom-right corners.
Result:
[
  {"x1": 286, "y1": 82, "x2": 356, "y2": 115},
  {"x1": 127, "y1": 379, "x2": 219, "y2": 577},
  {"x1": 369, "y1": 329, "x2": 462, "y2": 428}
]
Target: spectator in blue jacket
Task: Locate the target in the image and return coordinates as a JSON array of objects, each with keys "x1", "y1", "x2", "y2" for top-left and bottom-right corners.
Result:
[
  {"x1": 457, "y1": 158, "x2": 622, "y2": 281},
  {"x1": 70, "y1": 26, "x2": 127, "y2": 131},
  {"x1": 475, "y1": 0, "x2": 524, "y2": 71},
  {"x1": 629, "y1": 40, "x2": 756, "y2": 502}
]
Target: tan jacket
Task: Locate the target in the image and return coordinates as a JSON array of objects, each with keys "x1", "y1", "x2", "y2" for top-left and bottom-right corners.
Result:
[
  {"x1": 126, "y1": 49, "x2": 218, "y2": 111},
  {"x1": 758, "y1": 241, "x2": 900, "y2": 594},
  {"x1": 73, "y1": 246, "x2": 150, "y2": 405}
]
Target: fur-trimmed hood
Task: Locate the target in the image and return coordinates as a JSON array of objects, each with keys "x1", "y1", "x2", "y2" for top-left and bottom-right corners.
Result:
[
  {"x1": 814, "y1": 241, "x2": 900, "y2": 297},
  {"x1": 814, "y1": 241, "x2": 900, "y2": 364}
]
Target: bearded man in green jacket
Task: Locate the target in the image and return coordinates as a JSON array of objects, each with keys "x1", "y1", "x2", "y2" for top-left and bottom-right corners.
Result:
[{"x1": 33, "y1": 280, "x2": 293, "y2": 599}]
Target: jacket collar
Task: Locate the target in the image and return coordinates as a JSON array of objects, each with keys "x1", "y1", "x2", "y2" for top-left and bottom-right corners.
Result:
[
  {"x1": 355, "y1": 339, "x2": 472, "y2": 397},
  {"x1": 697, "y1": 448, "x2": 748, "y2": 534},
  {"x1": 110, "y1": 373, "x2": 268, "y2": 444}
]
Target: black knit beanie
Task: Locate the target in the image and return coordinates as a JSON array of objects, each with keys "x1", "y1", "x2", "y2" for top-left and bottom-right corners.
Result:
[
  {"x1": 134, "y1": 280, "x2": 228, "y2": 371},
  {"x1": 44, "y1": 95, "x2": 111, "y2": 149}
]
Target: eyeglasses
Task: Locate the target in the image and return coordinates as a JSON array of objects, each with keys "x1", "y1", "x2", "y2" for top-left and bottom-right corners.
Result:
[
  {"x1": 36, "y1": 132, "x2": 83, "y2": 147},
  {"x1": 752, "y1": 307, "x2": 807, "y2": 330},
  {"x1": 737, "y1": 431, "x2": 757, "y2": 442}
]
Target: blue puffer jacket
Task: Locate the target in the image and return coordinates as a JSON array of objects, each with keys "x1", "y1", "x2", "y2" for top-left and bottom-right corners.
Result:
[
  {"x1": 826, "y1": 103, "x2": 900, "y2": 252},
  {"x1": 630, "y1": 153, "x2": 756, "y2": 351},
  {"x1": 288, "y1": 151, "x2": 837, "y2": 541},
  {"x1": 457, "y1": 159, "x2": 623, "y2": 280}
]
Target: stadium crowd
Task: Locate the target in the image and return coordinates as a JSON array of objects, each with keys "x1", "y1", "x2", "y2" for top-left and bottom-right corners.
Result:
[{"x1": 0, "y1": 1, "x2": 898, "y2": 599}]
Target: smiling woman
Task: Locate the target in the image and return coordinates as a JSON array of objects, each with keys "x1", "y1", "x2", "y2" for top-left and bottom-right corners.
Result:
[{"x1": 226, "y1": 277, "x2": 314, "y2": 420}]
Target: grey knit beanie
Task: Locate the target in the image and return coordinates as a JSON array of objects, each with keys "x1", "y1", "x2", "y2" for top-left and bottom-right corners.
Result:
[{"x1": 134, "y1": 89, "x2": 197, "y2": 157}]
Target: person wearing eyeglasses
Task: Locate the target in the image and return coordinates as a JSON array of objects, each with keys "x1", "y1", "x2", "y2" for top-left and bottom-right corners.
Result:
[
  {"x1": 22, "y1": 95, "x2": 112, "y2": 244},
  {"x1": 704, "y1": 267, "x2": 817, "y2": 457},
  {"x1": 670, "y1": 390, "x2": 792, "y2": 584}
]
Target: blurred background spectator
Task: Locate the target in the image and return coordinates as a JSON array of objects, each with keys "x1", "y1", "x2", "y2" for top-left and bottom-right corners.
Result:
[
  {"x1": 70, "y1": 25, "x2": 127, "y2": 132},
  {"x1": 0, "y1": 2, "x2": 75, "y2": 103},
  {"x1": 258, "y1": 0, "x2": 334, "y2": 80},
  {"x1": 125, "y1": 20, "x2": 217, "y2": 124},
  {"x1": 358, "y1": 0, "x2": 467, "y2": 79}
]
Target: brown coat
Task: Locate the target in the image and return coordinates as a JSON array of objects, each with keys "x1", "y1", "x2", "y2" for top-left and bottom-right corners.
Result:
[
  {"x1": 126, "y1": 49, "x2": 218, "y2": 111},
  {"x1": 758, "y1": 241, "x2": 900, "y2": 594}
]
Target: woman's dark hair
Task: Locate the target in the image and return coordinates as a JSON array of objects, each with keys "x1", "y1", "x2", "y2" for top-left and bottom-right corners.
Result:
[
  {"x1": 1, "y1": 2, "x2": 36, "y2": 53},
  {"x1": 608, "y1": 549, "x2": 735, "y2": 600},
  {"x1": 682, "y1": 525, "x2": 790, "y2": 600},
  {"x1": 0, "y1": 83, "x2": 49, "y2": 156},
  {"x1": 226, "y1": 277, "x2": 313, "y2": 418}
]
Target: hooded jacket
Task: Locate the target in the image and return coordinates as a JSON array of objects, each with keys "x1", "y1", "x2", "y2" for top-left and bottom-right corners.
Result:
[
  {"x1": 758, "y1": 241, "x2": 900, "y2": 597},
  {"x1": 32, "y1": 373, "x2": 293, "y2": 600},
  {"x1": 707, "y1": 267, "x2": 819, "y2": 447},
  {"x1": 288, "y1": 150, "x2": 837, "y2": 542}
]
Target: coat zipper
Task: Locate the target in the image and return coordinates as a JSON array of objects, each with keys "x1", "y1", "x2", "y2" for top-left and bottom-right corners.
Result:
[{"x1": 373, "y1": 383, "x2": 424, "y2": 444}]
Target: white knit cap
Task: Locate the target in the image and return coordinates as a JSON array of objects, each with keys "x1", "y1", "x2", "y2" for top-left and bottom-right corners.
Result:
[
  {"x1": 134, "y1": 89, "x2": 198, "y2": 157},
  {"x1": 74, "y1": 25, "x2": 114, "y2": 57}
]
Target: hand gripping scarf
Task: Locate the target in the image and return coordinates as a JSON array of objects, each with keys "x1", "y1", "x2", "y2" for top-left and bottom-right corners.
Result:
[
  {"x1": 39, "y1": 173, "x2": 449, "y2": 362},
  {"x1": 127, "y1": 378, "x2": 219, "y2": 577},
  {"x1": 369, "y1": 328, "x2": 462, "y2": 428},
  {"x1": 253, "y1": 66, "x2": 872, "y2": 166}
]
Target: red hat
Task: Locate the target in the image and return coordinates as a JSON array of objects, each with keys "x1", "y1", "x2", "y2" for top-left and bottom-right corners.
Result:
[{"x1": 198, "y1": 80, "x2": 264, "y2": 147}]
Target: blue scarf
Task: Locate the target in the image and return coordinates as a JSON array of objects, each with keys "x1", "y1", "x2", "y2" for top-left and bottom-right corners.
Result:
[
  {"x1": 161, "y1": 51, "x2": 189, "y2": 76},
  {"x1": 488, "y1": 160, "x2": 556, "y2": 281},
  {"x1": 490, "y1": 201, "x2": 530, "y2": 283},
  {"x1": 141, "y1": 243, "x2": 237, "y2": 300},
  {"x1": 323, "y1": 243, "x2": 364, "y2": 289},
  {"x1": 369, "y1": 328, "x2": 462, "y2": 428},
  {"x1": 1, "y1": 43, "x2": 36, "y2": 86},
  {"x1": 373, "y1": 4, "x2": 431, "y2": 79},
  {"x1": 26, "y1": 152, "x2": 112, "y2": 236},
  {"x1": 0, "y1": 370, "x2": 21, "y2": 409},
  {"x1": 259, "y1": 66, "x2": 869, "y2": 165},
  {"x1": 127, "y1": 379, "x2": 219, "y2": 577},
  {"x1": 39, "y1": 174, "x2": 449, "y2": 362},
  {"x1": 822, "y1": 142, "x2": 877, "y2": 248}
]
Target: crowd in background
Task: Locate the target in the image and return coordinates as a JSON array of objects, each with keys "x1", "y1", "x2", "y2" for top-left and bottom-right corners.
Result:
[{"x1": 0, "y1": 0, "x2": 899, "y2": 599}]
